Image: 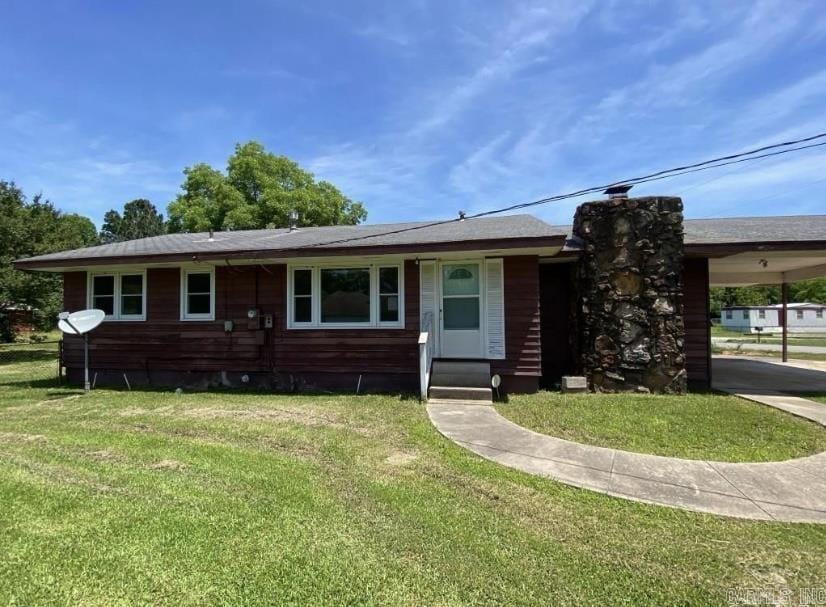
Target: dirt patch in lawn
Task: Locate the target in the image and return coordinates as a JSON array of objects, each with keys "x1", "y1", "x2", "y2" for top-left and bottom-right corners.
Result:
[
  {"x1": 149, "y1": 459, "x2": 187, "y2": 471},
  {"x1": 119, "y1": 405, "x2": 344, "y2": 429},
  {"x1": 85, "y1": 448, "x2": 121, "y2": 462},
  {"x1": 183, "y1": 406, "x2": 341, "y2": 426},
  {"x1": 384, "y1": 451, "x2": 419, "y2": 467},
  {"x1": 0, "y1": 431, "x2": 48, "y2": 443}
]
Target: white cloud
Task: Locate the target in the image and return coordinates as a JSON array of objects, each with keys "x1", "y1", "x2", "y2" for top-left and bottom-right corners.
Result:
[
  {"x1": 305, "y1": 142, "x2": 440, "y2": 219},
  {"x1": 407, "y1": 0, "x2": 594, "y2": 137},
  {"x1": 0, "y1": 104, "x2": 179, "y2": 225}
]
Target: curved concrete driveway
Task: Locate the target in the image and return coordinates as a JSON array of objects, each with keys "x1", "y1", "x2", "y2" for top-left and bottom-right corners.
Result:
[{"x1": 427, "y1": 403, "x2": 826, "y2": 523}]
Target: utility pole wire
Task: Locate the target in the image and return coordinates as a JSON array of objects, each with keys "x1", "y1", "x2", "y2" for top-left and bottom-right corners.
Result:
[{"x1": 286, "y1": 131, "x2": 826, "y2": 250}]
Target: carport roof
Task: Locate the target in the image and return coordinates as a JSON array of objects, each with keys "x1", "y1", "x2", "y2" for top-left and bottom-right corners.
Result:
[{"x1": 683, "y1": 215, "x2": 826, "y2": 249}]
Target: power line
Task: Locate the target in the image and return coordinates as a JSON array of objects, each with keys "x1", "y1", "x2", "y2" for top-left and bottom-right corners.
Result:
[
  {"x1": 482, "y1": 140, "x2": 826, "y2": 216},
  {"x1": 289, "y1": 130, "x2": 826, "y2": 250}
]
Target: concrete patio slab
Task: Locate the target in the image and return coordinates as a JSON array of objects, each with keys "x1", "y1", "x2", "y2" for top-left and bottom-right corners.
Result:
[{"x1": 713, "y1": 356, "x2": 826, "y2": 395}]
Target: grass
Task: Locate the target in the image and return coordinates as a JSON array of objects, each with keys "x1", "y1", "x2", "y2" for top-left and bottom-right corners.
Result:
[
  {"x1": 758, "y1": 337, "x2": 826, "y2": 347},
  {"x1": 711, "y1": 326, "x2": 750, "y2": 338},
  {"x1": 712, "y1": 347, "x2": 826, "y2": 362},
  {"x1": 497, "y1": 391, "x2": 826, "y2": 462},
  {"x1": 2, "y1": 367, "x2": 826, "y2": 604},
  {"x1": 711, "y1": 326, "x2": 826, "y2": 347}
]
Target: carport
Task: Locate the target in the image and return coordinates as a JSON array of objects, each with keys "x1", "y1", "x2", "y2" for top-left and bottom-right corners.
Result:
[{"x1": 683, "y1": 215, "x2": 826, "y2": 387}]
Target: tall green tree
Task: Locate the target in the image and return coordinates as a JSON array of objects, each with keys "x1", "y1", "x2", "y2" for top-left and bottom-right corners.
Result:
[
  {"x1": 790, "y1": 277, "x2": 826, "y2": 304},
  {"x1": 0, "y1": 181, "x2": 97, "y2": 340},
  {"x1": 167, "y1": 141, "x2": 366, "y2": 232},
  {"x1": 100, "y1": 198, "x2": 165, "y2": 243}
]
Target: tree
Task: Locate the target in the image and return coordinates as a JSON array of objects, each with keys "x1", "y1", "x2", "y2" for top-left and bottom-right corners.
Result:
[
  {"x1": 790, "y1": 277, "x2": 826, "y2": 304},
  {"x1": 709, "y1": 278, "x2": 826, "y2": 319},
  {"x1": 167, "y1": 141, "x2": 367, "y2": 232},
  {"x1": 100, "y1": 199, "x2": 165, "y2": 243},
  {"x1": 0, "y1": 181, "x2": 98, "y2": 340}
]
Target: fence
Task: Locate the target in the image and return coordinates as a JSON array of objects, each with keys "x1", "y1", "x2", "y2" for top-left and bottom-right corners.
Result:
[{"x1": 0, "y1": 340, "x2": 62, "y2": 386}]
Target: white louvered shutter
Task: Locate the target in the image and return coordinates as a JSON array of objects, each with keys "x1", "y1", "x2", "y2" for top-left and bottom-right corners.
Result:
[
  {"x1": 419, "y1": 261, "x2": 436, "y2": 332},
  {"x1": 485, "y1": 258, "x2": 505, "y2": 359}
]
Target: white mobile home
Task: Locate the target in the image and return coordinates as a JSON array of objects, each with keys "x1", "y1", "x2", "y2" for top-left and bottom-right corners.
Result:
[{"x1": 721, "y1": 303, "x2": 826, "y2": 334}]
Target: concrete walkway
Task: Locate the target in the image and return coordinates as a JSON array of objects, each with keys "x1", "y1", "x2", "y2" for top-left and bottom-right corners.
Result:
[{"x1": 427, "y1": 400, "x2": 826, "y2": 522}]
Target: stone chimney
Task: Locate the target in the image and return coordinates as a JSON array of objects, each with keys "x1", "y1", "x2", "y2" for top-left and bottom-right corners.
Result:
[{"x1": 573, "y1": 196, "x2": 686, "y2": 394}]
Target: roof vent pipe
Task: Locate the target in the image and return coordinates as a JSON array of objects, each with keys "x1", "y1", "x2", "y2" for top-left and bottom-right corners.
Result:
[
  {"x1": 288, "y1": 210, "x2": 299, "y2": 232},
  {"x1": 604, "y1": 184, "x2": 633, "y2": 200},
  {"x1": 208, "y1": 228, "x2": 214, "y2": 242}
]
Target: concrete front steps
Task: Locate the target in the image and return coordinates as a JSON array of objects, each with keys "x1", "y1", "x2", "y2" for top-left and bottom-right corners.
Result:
[{"x1": 428, "y1": 360, "x2": 492, "y2": 403}]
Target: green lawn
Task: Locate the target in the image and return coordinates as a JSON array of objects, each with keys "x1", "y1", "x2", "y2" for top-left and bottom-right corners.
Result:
[
  {"x1": 498, "y1": 392, "x2": 826, "y2": 462},
  {"x1": 711, "y1": 326, "x2": 749, "y2": 338},
  {"x1": 2, "y1": 367, "x2": 826, "y2": 604},
  {"x1": 759, "y1": 337, "x2": 826, "y2": 347},
  {"x1": 712, "y1": 346, "x2": 826, "y2": 362},
  {"x1": 711, "y1": 326, "x2": 826, "y2": 347}
]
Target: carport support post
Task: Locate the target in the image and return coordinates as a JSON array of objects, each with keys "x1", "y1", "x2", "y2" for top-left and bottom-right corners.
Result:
[{"x1": 781, "y1": 281, "x2": 789, "y2": 363}]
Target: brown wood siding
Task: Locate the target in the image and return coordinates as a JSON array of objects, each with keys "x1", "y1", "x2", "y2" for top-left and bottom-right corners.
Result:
[
  {"x1": 63, "y1": 272, "x2": 87, "y2": 310},
  {"x1": 61, "y1": 257, "x2": 542, "y2": 388},
  {"x1": 683, "y1": 257, "x2": 711, "y2": 388},
  {"x1": 538, "y1": 263, "x2": 577, "y2": 387},
  {"x1": 491, "y1": 256, "x2": 541, "y2": 379},
  {"x1": 62, "y1": 261, "x2": 420, "y2": 378},
  {"x1": 272, "y1": 260, "x2": 419, "y2": 374},
  {"x1": 63, "y1": 265, "x2": 283, "y2": 373}
]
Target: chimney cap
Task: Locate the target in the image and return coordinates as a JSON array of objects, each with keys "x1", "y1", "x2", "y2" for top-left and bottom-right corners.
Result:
[{"x1": 604, "y1": 184, "x2": 633, "y2": 198}]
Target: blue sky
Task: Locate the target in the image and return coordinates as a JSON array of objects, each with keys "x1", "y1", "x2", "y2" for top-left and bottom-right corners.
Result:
[{"x1": 1, "y1": 0, "x2": 825, "y2": 228}]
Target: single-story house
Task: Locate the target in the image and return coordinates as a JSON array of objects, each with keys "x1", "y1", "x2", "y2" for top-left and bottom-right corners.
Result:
[
  {"x1": 721, "y1": 302, "x2": 826, "y2": 334},
  {"x1": 13, "y1": 195, "x2": 826, "y2": 397}
]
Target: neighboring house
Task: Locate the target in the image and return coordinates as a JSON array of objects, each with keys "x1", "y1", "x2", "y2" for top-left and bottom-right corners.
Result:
[
  {"x1": 1, "y1": 305, "x2": 35, "y2": 334},
  {"x1": 721, "y1": 303, "x2": 826, "y2": 334},
  {"x1": 12, "y1": 200, "x2": 826, "y2": 395}
]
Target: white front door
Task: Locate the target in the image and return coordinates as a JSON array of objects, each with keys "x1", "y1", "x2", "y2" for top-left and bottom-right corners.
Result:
[{"x1": 439, "y1": 262, "x2": 484, "y2": 358}]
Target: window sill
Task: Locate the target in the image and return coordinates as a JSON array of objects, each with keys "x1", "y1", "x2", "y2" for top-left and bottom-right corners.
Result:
[
  {"x1": 102, "y1": 317, "x2": 146, "y2": 322},
  {"x1": 287, "y1": 324, "x2": 405, "y2": 330}
]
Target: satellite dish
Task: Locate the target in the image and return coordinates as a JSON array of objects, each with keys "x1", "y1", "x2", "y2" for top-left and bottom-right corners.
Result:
[
  {"x1": 57, "y1": 309, "x2": 105, "y2": 393},
  {"x1": 58, "y1": 309, "x2": 105, "y2": 336}
]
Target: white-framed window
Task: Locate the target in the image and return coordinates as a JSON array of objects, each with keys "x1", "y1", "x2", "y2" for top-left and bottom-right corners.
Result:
[
  {"x1": 796, "y1": 310, "x2": 804, "y2": 320},
  {"x1": 817, "y1": 309, "x2": 823, "y2": 319},
  {"x1": 87, "y1": 271, "x2": 146, "y2": 321},
  {"x1": 725, "y1": 310, "x2": 733, "y2": 319},
  {"x1": 758, "y1": 309, "x2": 766, "y2": 319},
  {"x1": 287, "y1": 263, "x2": 404, "y2": 329},
  {"x1": 742, "y1": 310, "x2": 749, "y2": 319},
  {"x1": 180, "y1": 267, "x2": 215, "y2": 321}
]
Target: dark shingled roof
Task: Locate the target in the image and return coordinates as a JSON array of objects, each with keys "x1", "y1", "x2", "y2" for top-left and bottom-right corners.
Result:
[
  {"x1": 14, "y1": 214, "x2": 566, "y2": 269},
  {"x1": 558, "y1": 215, "x2": 826, "y2": 253},
  {"x1": 14, "y1": 213, "x2": 826, "y2": 270},
  {"x1": 683, "y1": 215, "x2": 826, "y2": 244}
]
